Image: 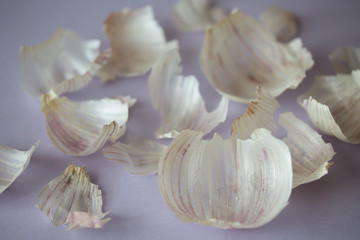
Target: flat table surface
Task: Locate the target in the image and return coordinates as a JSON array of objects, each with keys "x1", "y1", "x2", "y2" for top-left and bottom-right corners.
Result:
[{"x1": 1, "y1": 0, "x2": 360, "y2": 239}]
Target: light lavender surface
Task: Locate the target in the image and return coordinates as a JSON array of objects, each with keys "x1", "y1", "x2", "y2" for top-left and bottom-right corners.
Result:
[{"x1": 0, "y1": 0, "x2": 360, "y2": 239}]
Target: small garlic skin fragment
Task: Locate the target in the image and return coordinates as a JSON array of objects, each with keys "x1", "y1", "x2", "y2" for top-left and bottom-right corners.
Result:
[
  {"x1": 0, "y1": 141, "x2": 39, "y2": 194},
  {"x1": 112, "y1": 95, "x2": 137, "y2": 108},
  {"x1": 171, "y1": 0, "x2": 226, "y2": 32},
  {"x1": 200, "y1": 9, "x2": 313, "y2": 103},
  {"x1": 259, "y1": 7, "x2": 298, "y2": 43},
  {"x1": 279, "y1": 112, "x2": 335, "y2": 188},
  {"x1": 37, "y1": 164, "x2": 110, "y2": 230},
  {"x1": 103, "y1": 136, "x2": 167, "y2": 175},
  {"x1": 329, "y1": 46, "x2": 360, "y2": 73},
  {"x1": 158, "y1": 129, "x2": 292, "y2": 229},
  {"x1": 298, "y1": 70, "x2": 360, "y2": 144},
  {"x1": 41, "y1": 91, "x2": 129, "y2": 156},
  {"x1": 100, "y1": 6, "x2": 178, "y2": 82},
  {"x1": 149, "y1": 48, "x2": 228, "y2": 139},
  {"x1": 20, "y1": 28, "x2": 103, "y2": 98}
]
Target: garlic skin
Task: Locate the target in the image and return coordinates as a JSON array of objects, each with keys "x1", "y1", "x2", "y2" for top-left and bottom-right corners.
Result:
[
  {"x1": 20, "y1": 28, "x2": 104, "y2": 98},
  {"x1": 158, "y1": 128, "x2": 292, "y2": 229},
  {"x1": 298, "y1": 70, "x2": 360, "y2": 144},
  {"x1": 259, "y1": 7, "x2": 298, "y2": 43},
  {"x1": 37, "y1": 164, "x2": 110, "y2": 230},
  {"x1": 100, "y1": 6, "x2": 178, "y2": 82},
  {"x1": 171, "y1": 0, "x2": 226, "y2": 32},
  {"x1": 329, "y1": 46, "x2": 360, "y2": 74},
  {"x1": 200, "y1": 9, "x2": 313, "y2": 103},
  {"x1": 149, "y1": 48, "x2": 228, "y2": 139},
  {"x1": 0, "y1": 141, "x2": 39, "y2": 194},
  {"x1": 41, "y1": 91, "x2": 129, "y2": 156}
]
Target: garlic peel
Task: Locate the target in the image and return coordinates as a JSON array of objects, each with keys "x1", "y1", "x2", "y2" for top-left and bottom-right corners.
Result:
[{"x1": 329, "y1": 46, "x2": 360, "y2": 73}]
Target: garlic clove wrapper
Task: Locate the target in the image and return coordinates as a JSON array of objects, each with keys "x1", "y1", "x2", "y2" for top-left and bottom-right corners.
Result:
[
  {"x1": 37, "y1": 164, "x2": 110, "y2": 230},
  {"x1": 20, "y1": 28, "x2": 104, "y2": 98},
  {"x1": 158, "y1": 128, "x2": 292, "y2": 229},
  {"x1": 41, "y1": 91, "x2": 129, "y2": 156},
  {"x1": 329, "y1": 46, "x2": 360, "y2": 74},
  {"x1": 279, "y1": 112, "x2": 335, "y2": 188},
  {"x1": 171, "y1": 0, "x2": 226, "y2": 32},
  {"x1": 103, "y1": 136, "x2": 167, "y2": 175},
  {"x1": 100, "y1": 6, "x2": 178, "y2": 82},
  {"x1": 112, "y1": 95, "x2": 137, "y2": 108},
  {"x1": 200, "y1": 9, "x2": 313, "y2": 103},
  {"x1": 259, "y1": 7, "x2": 298, "y2": 43},
  {"x1": 298, "y1": 70, "x2": 360, "y2": 144},
  {"x1": 0, "y1": 141, "x2": 39, "y2": 194},
  {"x1": 149, "y1": 48, "x2": 228, "y2": 139}
]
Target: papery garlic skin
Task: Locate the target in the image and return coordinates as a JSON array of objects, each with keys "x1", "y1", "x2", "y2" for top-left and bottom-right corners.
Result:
[
  {"x1": 0, "y1": 141, "x2": 39, "y2": 194},
  {"x1": 20, "y1": 28, "x2": 103, "y2": 98},
  {"x1": 149, "y1": 48, "x2": 228, "y2": 138},
  {"x1": 100, "y1": 6, "x2": 178, "y2": 82},
  {"x1": 37, "y1": 164, "x2": 110, "y2": 230},
  {"x1": 42, "y1": 91, "x2": 129, "y2": 156},
  {"x1": 298, "y1": 70, "x2": 360, "y2": 144},
  {"x1": 200, "y1": 9, "x2": 313, "y2": 103},
  {"x1": 171, "y1": 0, "x2": 226, "y2": 32},
  {"x1": 159, "y1": 129, "x2": 292, "y2": 229},
  {"x1": 330, "y1": 46, "x2": 360, "y2": 74}
]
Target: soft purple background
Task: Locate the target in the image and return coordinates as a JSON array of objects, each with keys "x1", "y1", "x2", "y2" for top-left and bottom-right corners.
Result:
[{"x1": 1, "y1": 0, "x2": 360, "y2": 239}]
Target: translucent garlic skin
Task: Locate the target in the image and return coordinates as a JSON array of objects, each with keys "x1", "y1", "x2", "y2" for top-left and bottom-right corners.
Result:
[
  {"x1": 158, "y1": 129, "x2": 292, "y2": 229},
  {"x1": 330, "y1": 46, "x2": 360, "y2": 74}
]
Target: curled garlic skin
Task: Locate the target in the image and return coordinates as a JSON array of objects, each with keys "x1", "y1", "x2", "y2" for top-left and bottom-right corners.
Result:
[
  {"x1": 329, "y1": 46, "x2": 360, "y2": 74},
  {"x1": 158, "y1": 128, "x2": 292, "y2": 229},
  {"x1": 20, "y1": 28, "x2": 103, "y2": 98},
  {"x1": 298, "y1": 70, "x2": 360, "y2": 144},
  {"x1": 200, "y1": 9, "x2": 313, "y2": 103}
]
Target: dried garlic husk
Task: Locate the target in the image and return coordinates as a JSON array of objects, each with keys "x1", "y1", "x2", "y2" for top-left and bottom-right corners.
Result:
[
  {"x1": 298, "y1": 70, "x2": 360, "y2": 144},
  {"x1": 0, "y1": 141, "x2": 39, "y2": 194},
  {"x1": 259, "y1": 7, "x2": 298, "y2": 43},
  {"x1": 149, "y1": 48, "x2": 228, "y2": 138},
  {"x1": 112, "y1": 95, "x2": 137, "y2": 108},
  {"x1": 103, "y1": 136, "x2": 167, "y2": 175},
  {"x1": 329, "y1": 46, "x2": 360, "y2": 73},
  {"x1": 37, "y1": 164, "x2": 110, "y2": 230},
  {"x1": 20, "y1": 28, "x2": 106, "y2": 98},
  {"x1": 279, "y1": 112, "x2": 335, "y2": 187},
  {"x1": 171, "y1": 0, "x2": 226, "y2": 32},
  {"x1": 200, "y1": 9, "x2": 313, "y2": 103},
  {"x1": 42, "y1": 91, "x2": 129, "y2": 156},
  {"x1": 100, "y1": 6, "x2": 178, "y2": 82}
]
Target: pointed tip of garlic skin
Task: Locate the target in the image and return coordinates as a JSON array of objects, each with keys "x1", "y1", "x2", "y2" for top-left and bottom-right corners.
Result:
[{"x1": 329, "y1": 46, "x2": 360, "y2": 74}]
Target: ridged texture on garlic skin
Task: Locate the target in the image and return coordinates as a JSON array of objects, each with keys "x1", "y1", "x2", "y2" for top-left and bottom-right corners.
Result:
[
  {"x1": 329, "y1": 46, "x2": 360, "y2": 74},
  {"x1": 100, "y1": 5, "x2": 178, "y2": 82},
  {"x1": 259, "y1": 7, "x2": 298, "y2": 43},
  {"x1": 279, "y1": 112, "x2": 335, "y2": 188},
  {"x1": 159, "y1": 129, "x2": 292, "y2": 229},
  {"x1": 0, "y1": 141, "x2": 39, "y2": 194},
  {"x1": 37, "y1": 164, "x2": 110, "y2": 230},
  {"x1": 149, "y1": 48, "x2": 228, "y2": 139},
  {"x1": 171, "y1": 0, "x2": 226, "y2": 32},
  {"x1": 298, "y1": 70, "x2": 360, "y2": 144},
  {"x1": 20, "y1": 28, "x2": 102, "y2": 98},
  {"x1": 103, "y1": 136, "x2": 167, "y2": 175},
  {"x1": 200, "y1": 9, "x2": 313, "y2": 103},
  {"x1": 41, "y1": 91, "x2": 129, "y2": 156}
]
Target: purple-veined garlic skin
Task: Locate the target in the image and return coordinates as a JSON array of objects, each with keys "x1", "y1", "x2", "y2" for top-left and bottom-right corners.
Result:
[
  {"x1": 20, "y1": 28, "x2": 103, "y2": 98},
  {"x1": 99, "y1": 5, "x2": 178, "y2": 82},
  {"x1": 200, "y1": 9, "x2": 313, "y2": 103},
  {"x1": 329, "y1": 46, "x2": 360, "y2": 74},
  {"x1": 37, "y1": 164, "x2": 110, "y2": 230},
  {"x1": 158, "y1": 128, "x2": 292, "y2": 229},
  {"x1": 149, "y1": 48, "x2": 228, "y2": 139}
]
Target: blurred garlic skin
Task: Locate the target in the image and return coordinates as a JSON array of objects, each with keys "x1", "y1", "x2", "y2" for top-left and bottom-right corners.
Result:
[
  {"x1": 20, "y1": 28, "x2": 103, "y2": 98},
  {"x1": 298, "y1": 70, "x2": 360, "y2": 144},
  {"x1": 171, "y1": 0, "x2": 226, "y2": 32},
  {"x1": 100, "y1": 6, "x2": 178, "y2": 82},
  {"x1": 259, "y1": 7, "x2": 298, "y2": 43},
  {"x1": 41, "y1": 91, "x2": 129, "y2": 156},
  {"x1": 200, "y1": 9, "x2": 313, "y2": 103},
  {"x1": 329, "y1": 46, "x2": 360, "y2": 73},
  {"x1": 158, "y1": 128, "x2": 292, "y2": 229},
  {"x1": 0, "y1": 141, "x2": 39, "y2": 194},
  {"x1": 149, "y1": 48, "x2": 228, "y2": 139},
  {"x1": 37, "y1": 164, "x2": 110, "y2": 230}
]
